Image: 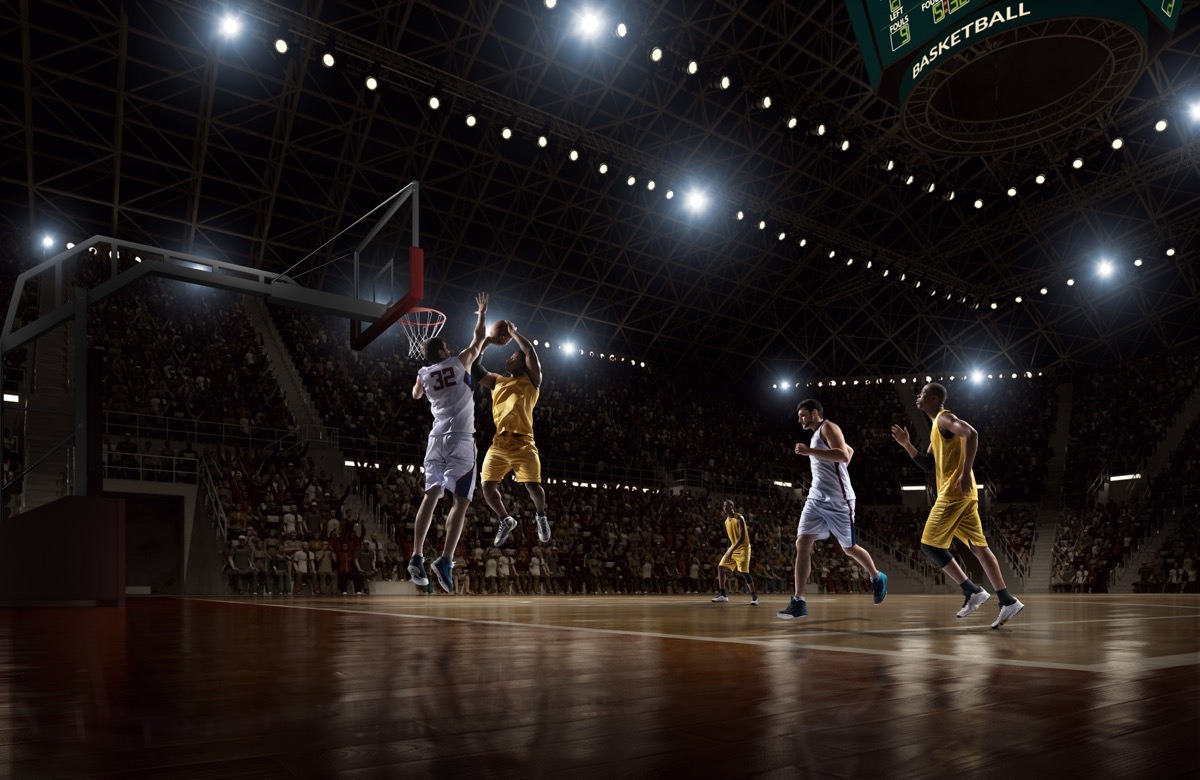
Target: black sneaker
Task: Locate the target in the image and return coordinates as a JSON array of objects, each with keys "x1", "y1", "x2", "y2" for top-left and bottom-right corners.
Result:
[
  {"x1": 407, "y1": 554, "x2": 429, "y2": 587},
  {"x1": 776, "y1": 597, "x2": 808, "y2": 619}
]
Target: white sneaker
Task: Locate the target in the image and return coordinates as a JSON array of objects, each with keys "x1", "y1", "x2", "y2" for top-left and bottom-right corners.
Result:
[
  {"x1": 711, "y1": 594, "x2": 729, "y2": 602},
  {"x1": 956, "y1": 589, "x2": 991, "y2": 618},
  {"x1": 991, "y1": 599, "x2": 1025, "y2": 629},
  {"x1": 535, "y1": 513, "x2": 551, "y2": 544},
  {"x1": 493, "y1": 516, "x2": 517, "y2": 547}
]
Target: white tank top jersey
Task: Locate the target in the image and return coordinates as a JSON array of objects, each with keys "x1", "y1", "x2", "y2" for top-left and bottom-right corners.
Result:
[
  {"x1": 418, "y1": 355, "x2": 476, "y2": 436},
  {"x1": 806, "y1": 420, "x2": 856, "y2": 503}
]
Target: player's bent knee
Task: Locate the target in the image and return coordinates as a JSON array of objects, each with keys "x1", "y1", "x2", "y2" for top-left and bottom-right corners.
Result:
[{"x1": 920, "y1": 543, "x2": 953, "y2": 567}]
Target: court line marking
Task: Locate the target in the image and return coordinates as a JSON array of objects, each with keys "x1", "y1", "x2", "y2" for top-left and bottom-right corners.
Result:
[{"x1": 185, "y1": 597, "x2": 1200, "y2": 674}]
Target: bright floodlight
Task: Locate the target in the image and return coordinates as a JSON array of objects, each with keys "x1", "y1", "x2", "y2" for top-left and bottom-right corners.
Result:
[
  {"x1": 905, "y1": 174, "x2": 914, "y2": 185},
  {"x1": 1111, "y1": 137, "x2": 1124, "y2": 150},
  {"x1": 597, "y1": 162, "x2": 608, "y2": 174},
  {"x1": 274, "y1": 38, "x2": 288, "y2": 54},
  {"x1": 736, "y1": 210, "x2": 744, "y2": 220},
  {"x1": 219, "y1": 14, "x2": 241, "y2": 38},
  {"x1": 501, "y1": 126, "x2": 512, "y2": 139},
  {"x1": 538, "y1": 134, "x2": 549, "y2": 148},
  {"x1": 1189, "y1": 102, "x2": 1200, "y2": 121},
  {"x1": 577, "y1": 9, "x2": 603, "y2": 38},
  {"x1": 465, "y1": 113, "x2": 477, "y2": 127},
  {"x1": 664, "y1": 189, "x2": 674, "y2": 199},
  {"x1": 626, "y1": 175, "x2": 636, "y2": 186},
  {"x1": 1072, "y1": 157, "x2": 1084, "y2": 169},
  {"x1": 568, "y1": 148, "x2": 579, "y2": 161},
  {"x1": 1166, "y1": 247, "x2": 1176, "y2": 257},
  {"x1": 974, "y1": 198, "x2": 984, "y2": 209},
  {"x1": 718, "y1": 75, "x2": 731, "y2": 90},
  {"x1": 1155, "y1": 118, "x2": 1168, "y2": 132},
  {"x1": 562, "y1": 342, "x2": 575, "y2": 353},
  {"x1": 544, "y1": 0, "x2": 557, "y2": 8},
  {"x1": 428, "y1": 95, "x2": 441, "y2": 110},
  {"x1": 646, "y1": 180, "x2": 655, "y2": 190},
  {"x1": 615, "y1": 22, "x2": 628, "y2": 38},
  {"x1": 760, "y1": 95, "x2": 772, "y2": 109},
  {"x1": 971, "y1": 371, "x2": 984, "y2": 383},
  {"x1": 786, "y1": 115, "x2": 798, "y2": 129},
  {"x1": 365, "y1": 75, "x2": 378, "y2": 91},
  {"x1": 777, "y1": 232, "x2": 786, "y2": 241},
  {"x1": 757, "y1": 220, "x2": 766, "y2": 230},
  {"x1": 1134, "y1": 258, "x2": 1143, "y2": 267},
  {"x1": 1035, "y1": 172, "x2": 1046, "y2": 184},
  {"x1": 1098, "y1": 259, "x2": 1114, "y2": 277},
  {"x1": 839, "y1": 139, "x2": 850, "y2": 151},
  {"x1": 686, "y1": 60, "x2": 699, "y2": 75},
  {"x1": 322, "y1": 52, "x2": 335, "y2": 68},
  {"x1": 649, "y1": 46, "x2": 663, "y2": 62},
  {"x1": 42, "y1": 235, "x2": 53, "y2": 248},
  {"x1": 684, "y1": 189, "x2": 708, "y2": 213},
  {"x1": 1007, "y1": 186, "x2": 1017, "y2": 197}
]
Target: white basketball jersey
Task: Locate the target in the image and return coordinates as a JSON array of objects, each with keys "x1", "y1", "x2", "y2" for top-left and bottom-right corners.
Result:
[
  {"x1": 807, "y1": 421, "x2": 855, "y2": 503},
  {"x1": 418, "y1": 356, "x2": 475, "y2": 436}
]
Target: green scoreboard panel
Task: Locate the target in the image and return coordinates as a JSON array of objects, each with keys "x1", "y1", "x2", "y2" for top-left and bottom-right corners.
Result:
[{"x1": 845, "y1": 0, "x2": 1180, "y2": 99}]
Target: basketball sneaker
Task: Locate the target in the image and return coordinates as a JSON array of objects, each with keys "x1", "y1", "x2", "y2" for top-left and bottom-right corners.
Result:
[
  {"x1": 872, "y1": 571, "x2": 888, "y2": 605},
  {"x1": 711, "y1": 594, "x2": 729, "y2": 602},
  {"x1": 990, "y1": 599, "x2": 1025, "y2": 629},
  {"x1": 431, "y1": 555, "x2": 454, "y2": 594},
  {"x1": 750, "y1": 594, "x2": 759, "y2": 606},
  {"x1": 407, "y1": 554, "x2": 429, "y2": 587},
  {"x1": 776, "y1": 597, "x2": 808, "y2": 619},
  {"x1": 493, "y1": 516, "x2": 517, "y2": 547},
  {"x1": 956, "y1": 589, "x2": 991, "y2": 618},
  {"x1": 535, "y1": 512, "x2": 551, "y2": 544}
]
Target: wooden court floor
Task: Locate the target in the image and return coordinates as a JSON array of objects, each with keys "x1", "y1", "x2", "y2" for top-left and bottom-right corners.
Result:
[{"x1": 1, "y1": 593, "x2": 1197, "y2": 779}]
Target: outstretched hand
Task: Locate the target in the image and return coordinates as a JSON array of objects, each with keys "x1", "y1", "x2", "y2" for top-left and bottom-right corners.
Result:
[
  {"x1": 889, "y1": 424, "x2": 910, "y2": 446},
  {"x1": 475, "y1": 292, "x2": 489, "y2": 313}
]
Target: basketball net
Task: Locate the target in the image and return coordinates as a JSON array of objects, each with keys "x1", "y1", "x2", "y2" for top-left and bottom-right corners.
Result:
[{"x1": 397, "y1": 307, "x2": 447, "y2": 361}]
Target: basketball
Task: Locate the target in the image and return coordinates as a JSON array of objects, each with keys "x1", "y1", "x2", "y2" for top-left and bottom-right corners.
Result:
[{"x1": 488, "y1": 320, "x2": 512, "y2": 345}]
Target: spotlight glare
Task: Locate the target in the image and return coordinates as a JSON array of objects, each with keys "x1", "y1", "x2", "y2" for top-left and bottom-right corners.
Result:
[
  {"x1": 626, "y1": 175, "x2": 636, "y2": 186},
  {"x1": 974, "y1": 198, "x2": 984, "y2": 209},
  {"x1": 839, "y1": 139, "x2": 850, "y2": 151},
  {"x1": 1155, "y1": 118, "x2": 1168, "y2": 132},
  {"x1": 365, "y1": 75, "x2": 378, "y2": 91},
  {"x1": 927, "y1": 182, "x2": 936, "y2": 193},
  {"x1": 322, "y1": 52, "x2": 335, "y2": 68},
  {"x1": 501, "y1": 126, "x2": 513, "y2": 140},
  {"x1": 664, "y1": 189, "x2": 674, "y2": 200},
  {"x1": 760, "y1": 95, "x2": 772, "y2": 109},
  {"x1": 615, "y1": 22, "x2": 628, "y2": 38},
  {"x1": 1190, "y1": 102, "x2": 1200, "y2": 121},
  {"x1": 649, "y1": 46, "x2": 663, "y2": 62},
  {"x1": 1111, "y1": 137, "x2": 1124, "y2": 150},
  {"x1": 685, "y1": 188, "x2": 710, "y2": 211},
  {"x1": 219, "y1": 14, "x2": 241, "y2": 38},
  {"x1": 905, "y1": 174, "x2": 915, "y2": 186},
  {"x1": 972, "y1": 371, "x2": 984, "y2": 384},
  {"x1": 758, "y1": 220, "x2": 766, "y2": 230},
  {"x1": 798, "y1": 238, "x2": 806, "y2": 247},
  {"x1": 990, "y1": 302, "x2": 998, "y2": 310},
  {"x1": 1014, "y1": 296, "x2": 1023, "y2": 303},
  {"x1": 428, "y1": 95, "x2": 441, "y2": 110},
  {"x1": 718, "y1": 75, "x2": 731, "y2": 90},
  {"x1": 597, "y1": 162, "x2": 608, "y2": 174},
  {"x1": 544, "y1": 0, "x2": 557, "y2": 7},
  {"x1": 568, "y1": 148, "x2": 579, "y2": 161},
  {"x1": 538, "y1": 134, "x2": 548, "y2": 148},
  {"x1": 1067, "y1": 278, "x2": 1075, "y2": 286},
  {"x1": 686, "y1": 60, "x2": 699, "y2": 75},
  {"x1": 1166, "y1": 247, "x2": 1176, "y2": 257},
  {"x1": 577, "y1": 9, "x2": 603, "y2": 38},
  {"x1": 1035, "y1": 172, "x2": 1047, "y2": 184},
  {"x1": 465, "y1": 113, "x2": 477, "y2": 127},
  {"x1": 828, "y1": 250, "x2": 836, "y2": 259},
  {"x1": 42, "y1": 235, "x2": 53, "y2": 248},
  {"x1": 274, "y1": 38, "x2": 288, "y2": 54},
  {"x1": 1134, "y1": 258, "x2": 1143, "y2": 267},
  {"x1": 786, "y1": 115, "x2": 798, "y2": 129},
  {"x1": 1007, "y1": 186, "x2": 1017, "y2": 197},
  {"x1": 646, "y1": 180, "x2": 655, "y2": 190},
  {"x1": 815, "y1": 123, "x2": 826, "y2": 136},
  {"x1": 778, "y1": 232, "x2": 786, "y2": 241},
  {"x1": 885, "y1": 159, "x2": 895, "y2": 171},
  {"x1": 1098, "y1": 259, "x2": 1114, "y2": 278},
  {"x1": 736, "y1": 210, "x2": 744, "y2": 220},
  {"x1": 1040, "y1": 288, "x2": 1048, "y2": 295},
  {"x1": 1072, "y1": 157, "x2": 1084, "y2": 169}
]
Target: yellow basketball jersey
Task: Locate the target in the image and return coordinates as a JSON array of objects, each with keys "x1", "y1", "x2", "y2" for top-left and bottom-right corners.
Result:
[
  {"x1": 931, "y1": 409, "x2": 977, "y2": 500},
  {"x1": 491, "y1": 374, "x2": 538, "y2": 436},
  {"x1": 724, "y1": 514, "x2": 749, "y2": 549}
]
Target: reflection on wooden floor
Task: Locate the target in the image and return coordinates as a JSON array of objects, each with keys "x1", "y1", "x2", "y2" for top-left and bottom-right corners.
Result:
[{"x1": 1, "y1": 594, "x2": 1197, "y2": 779}]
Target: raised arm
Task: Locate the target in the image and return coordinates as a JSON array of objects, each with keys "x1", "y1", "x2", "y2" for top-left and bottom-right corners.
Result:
[
  {"x1": 508, "y1": 323, "x2": 541, "y2": 388},
  {"x1": 457, "y1": 292, "x2": 489, "y2": 369}
]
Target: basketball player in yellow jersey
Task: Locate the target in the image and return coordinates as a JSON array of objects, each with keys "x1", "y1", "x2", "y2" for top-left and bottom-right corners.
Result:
[
  {"x1": 891, "y1": 382, "x2": 1025, "y2": 628},
  {"x1": 711, "y1": 500, "x2": 758, "y2": 605},
  {"x1": 476, "y1": 321, "x2": 551, "y2": 547}
]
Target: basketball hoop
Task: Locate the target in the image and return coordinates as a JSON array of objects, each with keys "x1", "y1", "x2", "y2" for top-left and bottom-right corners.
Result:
[{"x1": 397, "y1": 307, "x2": 447, "y2": 360}]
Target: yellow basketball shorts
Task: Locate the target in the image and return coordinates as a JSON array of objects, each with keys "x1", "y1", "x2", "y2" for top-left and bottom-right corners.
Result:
[
  {"x1": 719, "y1": 546, "x2": 751, "y2": 574},
  {"x1": 481, "y1": 434, "x2": 542, "y2": 483},
  {"x1": 921, "y1": 498, "x2": 989, "y2": 549}
]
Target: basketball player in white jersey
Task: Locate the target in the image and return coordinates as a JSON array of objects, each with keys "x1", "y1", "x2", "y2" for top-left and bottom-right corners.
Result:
[
  {"x1": 407, "y1": 292, "x2": 489, "y2": 594},
  {"x1": 778, "y1": 399, "x2": 887, "y2": 619}
]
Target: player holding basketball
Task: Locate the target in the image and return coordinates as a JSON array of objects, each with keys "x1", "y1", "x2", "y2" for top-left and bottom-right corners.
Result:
[
  {"x1": 407, "y1": 292, "x2": 489, "y2": 594},
  {"x1": 474, "y1": 320, "x2": 551, "y2": 547},
  {"x1": 890, "y1": 382, "x2": 1025, "y2": 628},
  {"x1": 711, "y1": 499, "x2": 757, "y2": 605},
  {"x1": 778, "y1": 399, "x2": 887, "y2": 619}
]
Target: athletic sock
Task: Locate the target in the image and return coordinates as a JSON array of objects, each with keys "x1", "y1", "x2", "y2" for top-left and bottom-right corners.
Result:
[
  {"x1": 719, "y1": 589, "x2": 727, "y2": 597},
  {"x1": 996, "y1": 588, "x2": 1016, "y2": 606},
  {"x1": 960, "y1": 580, "x2": 983, "y2": 597}
]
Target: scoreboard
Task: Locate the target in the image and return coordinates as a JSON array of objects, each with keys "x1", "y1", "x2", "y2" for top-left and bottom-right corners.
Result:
[{"x1": 844, "y1": 0, "x2": 1181, "y2": 101}]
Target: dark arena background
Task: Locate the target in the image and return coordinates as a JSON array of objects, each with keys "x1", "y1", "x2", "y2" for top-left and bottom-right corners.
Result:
[{"x1": 1, "y1": 1, "x2": 1198, "y2": 778}]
